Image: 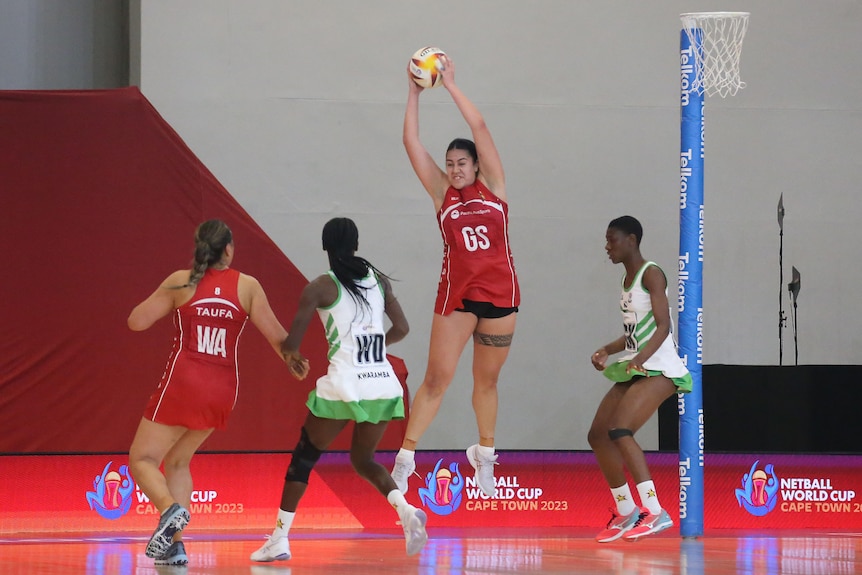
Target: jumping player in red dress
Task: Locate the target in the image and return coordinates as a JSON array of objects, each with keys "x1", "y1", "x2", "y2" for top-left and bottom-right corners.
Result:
[
  {"x1": 436, "y1": 178, "x2": 519, "y2": 315},
  {"x1": 127, "y1": 220, "x2": 304, "y2": 567},
  {"x1": 391, "y1": 53, "x2": 519, "y2": 498}
]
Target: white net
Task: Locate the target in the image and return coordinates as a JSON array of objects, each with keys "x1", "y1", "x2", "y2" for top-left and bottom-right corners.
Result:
[{"x1": 681, "y1": 12, "x2": 750, "y2": 98}]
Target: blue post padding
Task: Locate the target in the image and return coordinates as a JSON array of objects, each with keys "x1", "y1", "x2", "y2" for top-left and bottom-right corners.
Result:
[{"x1": 678, "y1": 27, "x2": 705, "y2": 538}]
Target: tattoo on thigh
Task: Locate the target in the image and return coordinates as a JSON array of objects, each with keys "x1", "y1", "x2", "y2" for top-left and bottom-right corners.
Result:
[{"x1": 474, "y1": 332, "x2": 513, "y2": 347}]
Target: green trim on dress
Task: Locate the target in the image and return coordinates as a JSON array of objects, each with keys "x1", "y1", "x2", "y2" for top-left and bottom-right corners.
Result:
[
  {"x1": 306, "y1": 391, "x2": 405, "y2": 423},
  {"x1": 602, "y1": 360, "x2": 693, "y2": 393}
]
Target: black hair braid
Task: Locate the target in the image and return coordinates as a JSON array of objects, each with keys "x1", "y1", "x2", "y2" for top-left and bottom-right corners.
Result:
[{"x1": 322, "y1": 218, "x2": 391, "y2": 313}]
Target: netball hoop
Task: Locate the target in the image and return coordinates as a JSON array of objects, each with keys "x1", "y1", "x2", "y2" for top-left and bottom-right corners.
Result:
[{"x1": 680, "y1": 12, "x2": 750, "y2": 98}]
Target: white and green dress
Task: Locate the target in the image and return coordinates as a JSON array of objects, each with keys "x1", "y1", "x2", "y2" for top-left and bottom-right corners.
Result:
[
  {"x1": 603, "y1": 261, "x2": 693, "y2": 393},
  {"x1": 306, "y1": 271, "x2": 405, "y2": 423}
]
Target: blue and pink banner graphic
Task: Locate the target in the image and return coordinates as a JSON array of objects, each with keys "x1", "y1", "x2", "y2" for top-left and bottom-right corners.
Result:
[{"x1": 2, "y1": 452, "x2": 861, "y2": 535}]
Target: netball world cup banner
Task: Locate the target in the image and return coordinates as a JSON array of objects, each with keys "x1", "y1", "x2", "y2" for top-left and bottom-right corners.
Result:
[{"x1": 1, "y1": 452, "x2": 861, "y2": 535}]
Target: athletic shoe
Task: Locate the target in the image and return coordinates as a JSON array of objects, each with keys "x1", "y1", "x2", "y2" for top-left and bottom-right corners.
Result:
[
  {"x1": 465, "y1": 444, "x2": 498, "y2": 497},
  {"x1": 250, "y1": 535, "x2": 291, "y2": 562},
  {"x1": 155, "y1": 541, "x2": 188, "y2": 566},
  {"x1": 623, "y1": 508, "x2": 673, "y2": 541},
  {"x1": 145, "y1": 503, "x2": 190, "y2": 558},
  {"x1": 390, "y1": 457, "x2": 416, "y2": 494},
  {"x1": 595, "y1": 507, "x2": 646, "y2": 543},
  {"x1": 400, "y1": 505, "x2": 428, "y2": 556}
]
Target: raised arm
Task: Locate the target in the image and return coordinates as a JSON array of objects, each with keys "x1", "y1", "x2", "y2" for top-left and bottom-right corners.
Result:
[
  {"x1": 439, "y1": 55, "x2": 506, "y2": 200},
  {"x1": 403, "y1": 69, "x2": 449, "y2": 210}
]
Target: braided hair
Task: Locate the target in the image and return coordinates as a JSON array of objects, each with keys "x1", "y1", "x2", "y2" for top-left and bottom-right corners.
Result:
[
  {"x1": 321, "y1": 217, "x2": 389, "y2": 312},
  {"x1": 186, "y1": 219, "x2": 233, "y2": 287}
]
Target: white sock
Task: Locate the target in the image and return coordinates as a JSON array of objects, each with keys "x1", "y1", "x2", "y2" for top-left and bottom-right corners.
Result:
[
  {"x1": 396, "y1": 447, "x2": 415, "y2": 463},
  {"x1": 636, "y1": 480, "x2": 662, "y2": 515},
  {"x1": 273, "y1": 509, "x2": 295, "y2": 538},
  {"x1": 476, "y1": 444, "x2": 495, "y2": 458},
  {"x1": 387, "y1": 489, "x2": 412, "y2": 519},
  {"x1": 610, "y1": 484, "x2": 637, "y2": 516}
]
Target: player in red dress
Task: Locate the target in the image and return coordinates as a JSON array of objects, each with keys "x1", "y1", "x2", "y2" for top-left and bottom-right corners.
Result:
[
  {"x1": 127, "y1": 220, "x2": 303, "y2": 566},
  {"x1": 391, "y1": 53, "x2": 519, "y2": 498},
  {"x1": 435, "y1": 178, "x2": 519, "y2": 315},
  {"x1": 142, "y1": 265, "x2": 247, "y2": 430}
]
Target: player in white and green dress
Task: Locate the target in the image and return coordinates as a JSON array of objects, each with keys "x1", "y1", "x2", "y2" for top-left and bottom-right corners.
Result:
[
  {"x1": 589, "y1": 216, "x2": 691, "y2": 543},
  {"x1": 251, "y1": 218, "x2": 427, "y2": 563},
  {"x1": 603, "y1": 261, "x2": 692, "y2": 392},
  {"x1": 306, "y1": 268, "x2": 405, "y2": 421}
]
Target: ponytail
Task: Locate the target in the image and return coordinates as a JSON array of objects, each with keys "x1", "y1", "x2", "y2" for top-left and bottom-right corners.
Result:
[{"x1": 177, "y1": 220, "x2": 233, "y2": 288}]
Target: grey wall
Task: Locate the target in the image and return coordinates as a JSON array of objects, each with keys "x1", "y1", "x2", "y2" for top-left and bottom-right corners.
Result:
[
  {"x1": 0, "y1": 0, "x2": 127, "y2": 89},
  {"x1": 6, "y1": 1, "x2": 861, "y2": 450}
]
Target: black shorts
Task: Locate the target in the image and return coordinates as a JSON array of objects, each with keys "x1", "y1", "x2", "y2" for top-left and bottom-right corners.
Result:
[{"x1": 455, "y1": 299, "x2": 519, "y2": 319}]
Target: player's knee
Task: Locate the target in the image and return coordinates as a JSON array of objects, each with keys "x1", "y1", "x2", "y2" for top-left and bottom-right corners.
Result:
[
  {"x1": 472, "y1": 374, "x2": 500, "y2": 391},
  {"x1": 162, "y1": 455, "x2": 191, "y2": 475},
  {"x1": 608, "y1": 428, "x2": 634, "y2": 441},
  {"x1": 587, "y1": 427, "x2": 605, "y2": 449},
  {"x1": 128, "y1": 457, "x2": 146, "y2": 480},
  {"x1": 422, "y1": 372, "x2": 453, "y2": 396},
  {"x1": 285, "y1": 427, "x2": 323, "y2": 484},
  {"x1": 129, "y1": 450, "x2": 160, "y2": 475}
]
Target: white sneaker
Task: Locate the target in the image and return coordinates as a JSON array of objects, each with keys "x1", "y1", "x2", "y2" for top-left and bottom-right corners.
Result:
[
  {"x1": 390, "y1": 457, "x2": 416, "y2": 494},
  {"x1": 250, "y1": 535, "x2": 291, "y2": 562},
  {"x1": 400, "y1": 505, "x2": 428, "y2": 556},
  {"x1": 466, "y1": 444, "x2": 498, "y2": 497}
]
